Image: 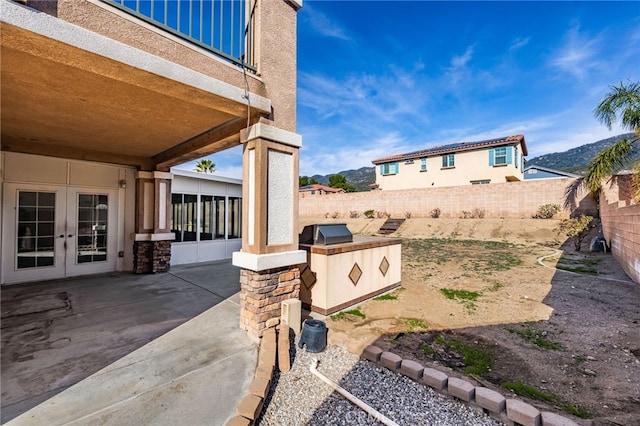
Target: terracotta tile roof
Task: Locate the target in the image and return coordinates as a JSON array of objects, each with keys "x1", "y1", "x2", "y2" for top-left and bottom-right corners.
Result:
[
  {"x1": 299, "y1": 184, "x2": 345, "y2": 193},
  {"x1": 372, "y1": 134, "x2": 527, "y2": 164}
]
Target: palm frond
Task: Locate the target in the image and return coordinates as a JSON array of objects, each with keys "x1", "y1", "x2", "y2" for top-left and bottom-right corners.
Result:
[
  {"x1": 582, "y1": 139, "x2": 633, "y2": 196},
  {"x1": 593, "y1": 81, "x2": 640, "y2": 131}
]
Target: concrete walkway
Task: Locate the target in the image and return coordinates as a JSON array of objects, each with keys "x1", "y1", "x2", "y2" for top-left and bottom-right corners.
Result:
[{"x1": 1, "y1": 261, "x2": 257, "y2": 425}]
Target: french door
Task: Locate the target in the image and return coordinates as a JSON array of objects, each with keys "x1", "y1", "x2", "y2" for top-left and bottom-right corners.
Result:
[{"x1": 2, "y1": 184, "x2": 118, "y2": 284}]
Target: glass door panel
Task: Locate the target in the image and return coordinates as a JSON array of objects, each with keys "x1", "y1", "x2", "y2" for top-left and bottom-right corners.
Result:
[
  {"x1": 66, "y1": 188, "x2": 117, "y2": 277},
  {"x1": 76, "y1": 194, "x2": 109, "y2": 264},
  {"x1": 16, "y1": 191, "x2": 56, "y2": 269}
]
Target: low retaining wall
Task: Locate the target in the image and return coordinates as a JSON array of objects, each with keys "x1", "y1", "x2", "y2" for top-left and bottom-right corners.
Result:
[
  {"x1": 600, "y1": 175, "x2": 640, "y2": 283},
  {"x1": 299, "y1": 178, "x2": 596, "y2": 219}
]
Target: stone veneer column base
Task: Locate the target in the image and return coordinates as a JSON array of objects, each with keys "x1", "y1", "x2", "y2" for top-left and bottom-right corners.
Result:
[
  {"x1": 133, "y1": 240, "x2": 172, "y2": 274},
  {"x1": 239, "y1": 266, "x2": 301, "y2": 341}
]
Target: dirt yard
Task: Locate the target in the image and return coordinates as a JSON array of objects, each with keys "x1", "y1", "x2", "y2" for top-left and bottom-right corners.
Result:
[{"x1": 305, "y1": 218, "x2": 640, "y2": 425}]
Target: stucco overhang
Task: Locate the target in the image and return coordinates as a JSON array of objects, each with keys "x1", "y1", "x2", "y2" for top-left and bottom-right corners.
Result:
[{"x1": 0, "y1": 0, "x2": 271, "y2": 170}]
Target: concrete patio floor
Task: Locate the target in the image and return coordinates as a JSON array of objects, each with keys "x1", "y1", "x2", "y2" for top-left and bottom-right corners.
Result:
[{"x1": 1, "y1": 260, "x2": 257, "y2": 425}]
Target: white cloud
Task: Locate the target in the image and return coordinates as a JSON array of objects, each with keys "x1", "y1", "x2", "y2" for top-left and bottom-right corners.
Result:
[
  {"x1": 549, "y1": 24, "x2": 601, "y2": 80},
  {"x1": 304, "y1": 4, "x2": 350, "y2": 40},
  {"x1": 509, "y1": 37, "x2": 530, "y2": 52},
  {"x1": 450, "y1": 46, "x2": 475, "y2": 69}
]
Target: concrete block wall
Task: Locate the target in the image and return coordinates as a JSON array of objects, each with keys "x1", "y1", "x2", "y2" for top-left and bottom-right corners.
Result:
[
  {"x1": 600, "y1": 175, "x2": 640, "y2": 283},
  {"x1": 299, "y1": 178, "x2": 596, "y2": 219},
  {"x1": 361, "y1": 345, "x2": 582, "y2": 426}
]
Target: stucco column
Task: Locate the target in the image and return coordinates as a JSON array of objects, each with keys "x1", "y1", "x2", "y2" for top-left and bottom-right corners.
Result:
[
  {"x1": 233, "y1": 123, "x2": 306, "y2": 340},
  {"x1": 132, "y1": 171, "x2": 175, "y2": 273}
]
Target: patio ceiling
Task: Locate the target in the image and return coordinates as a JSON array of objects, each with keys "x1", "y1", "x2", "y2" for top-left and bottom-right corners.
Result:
[{"x1": 1, "y1": 21, "x2": 268, "y2": 171}]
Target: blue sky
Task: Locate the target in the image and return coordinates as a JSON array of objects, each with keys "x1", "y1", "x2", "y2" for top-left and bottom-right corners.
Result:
[{"x1": 181, "y1": 0, "x2": 640, "y2": 179}]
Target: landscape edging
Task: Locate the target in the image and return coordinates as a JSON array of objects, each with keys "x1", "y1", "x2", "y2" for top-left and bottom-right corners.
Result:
[
  {"x1": 362, "y1": 344, "x2": 584, "y2": 426},
  {"x1": 227, "y1": 324, "x2": 292, "y2": 426}
]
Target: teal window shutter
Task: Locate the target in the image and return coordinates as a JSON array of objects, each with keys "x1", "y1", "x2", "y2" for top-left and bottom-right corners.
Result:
[
  {"x1": 393, "y1": 162, "x2": 399, "y2": 174},
  {"x1": 489, "y1": 148, "x2": 495, "y2": 166},
  {"x1": 506, "y1": 147, "x2": 513, "y2": 164},
  {"x1": 380, "y1": 165, "x2": 384, "y2": 175}
]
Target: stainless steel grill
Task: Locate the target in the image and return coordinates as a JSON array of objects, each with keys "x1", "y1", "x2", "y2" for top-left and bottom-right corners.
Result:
[{"x1": 299, "y1": 223, "x2": 353, "y2": 245}]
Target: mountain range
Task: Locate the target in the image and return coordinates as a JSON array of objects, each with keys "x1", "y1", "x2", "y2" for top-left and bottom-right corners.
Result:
[
  {"x1": 309, "y1": 133, "x2": 639, "y2": 192},
  {"x1": 526, "y1": 133, "x2": 638, "y2": 175}
]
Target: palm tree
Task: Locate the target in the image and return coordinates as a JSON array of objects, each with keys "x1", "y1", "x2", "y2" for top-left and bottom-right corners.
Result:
[
  {"x1": 194, "y1": 159, "x2": 216, "y2": 174},
  {"x1": 586, "y1": 81, "x2": 640, "y2": 197}
]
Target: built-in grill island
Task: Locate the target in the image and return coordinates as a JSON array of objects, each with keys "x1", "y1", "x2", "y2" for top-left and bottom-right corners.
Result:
[{"x1": 298, "y1": 223, "x2": 402, "y2": 315}]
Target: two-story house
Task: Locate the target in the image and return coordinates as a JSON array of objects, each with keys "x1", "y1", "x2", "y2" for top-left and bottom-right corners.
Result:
[
  {"x1": 371, "y1": 135, "x2": 528, "y2": 190},
  {"x1": 1, "y1": 0, "x2": 305, "y2": 320}
]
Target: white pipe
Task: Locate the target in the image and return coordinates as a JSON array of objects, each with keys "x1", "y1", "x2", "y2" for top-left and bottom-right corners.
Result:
[{"x1": 309, "y1": 359, "x2": 400, "y2": 426}]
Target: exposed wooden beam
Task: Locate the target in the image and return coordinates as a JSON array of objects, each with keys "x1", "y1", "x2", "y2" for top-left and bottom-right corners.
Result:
[{"x1": 152, "y1": 117, "x2": 247, "y2": 169}]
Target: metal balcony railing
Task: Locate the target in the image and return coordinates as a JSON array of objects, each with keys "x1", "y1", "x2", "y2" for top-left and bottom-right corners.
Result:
[{"x1": 101, "y1": 0, "x2": 256, "y2": 70}]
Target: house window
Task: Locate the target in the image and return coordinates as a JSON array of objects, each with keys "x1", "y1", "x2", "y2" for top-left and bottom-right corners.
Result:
[
  {"x1": 471, "y1": 180, "x2": 491, "y2": 185},
  {"x1": 200, "y1": 195, "x2": 225, "y2": 241},
  {"x1": 311, "y1": 190, "x2": 316, "y2": 195},
  {"x1": 228, "y1": 197, "x2": 242, "y2": 239},
  {"x1": 420, "y1": 158, "x2": 427, "y2": 171},
  {"x1": 442, "y1": 154, "x2": 455, "y2": 168},
  {"x1": 171, "y1": 193, "x2": 197, "y2": 242},
  {"x1": 494, "y1": 147, "x2": 507, "y2": 165},
  {"x1": 380, "y1": 162, "x2": 399, "y2": 175}
]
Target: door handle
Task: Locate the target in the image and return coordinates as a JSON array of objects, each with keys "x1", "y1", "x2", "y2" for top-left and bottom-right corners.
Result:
[
  {"x1": 58, "y1": 234, "x2": 65, "y2": 238},
  {"x1": 67, "y1": 234, "x2": 74, "y2": 238}
]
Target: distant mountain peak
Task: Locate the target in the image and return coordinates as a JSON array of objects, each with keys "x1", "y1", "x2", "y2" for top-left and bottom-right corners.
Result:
[{"x1": 527, "y1": 133, "x2": 637, "y2": 175}]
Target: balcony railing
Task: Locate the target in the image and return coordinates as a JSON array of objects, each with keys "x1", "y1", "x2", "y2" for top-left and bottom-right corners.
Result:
[{"x1": 101, "y1": 0, "x2": 255, "y2": 70}]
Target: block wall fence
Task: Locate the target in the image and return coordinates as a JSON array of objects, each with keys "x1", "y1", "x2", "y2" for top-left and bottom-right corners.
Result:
[
  {"x1": 299, "y1": 178, "x2": 597, "y2": 219},
  {"x1": 600, "y1": 175, "x2": 640, "y2": 283}
]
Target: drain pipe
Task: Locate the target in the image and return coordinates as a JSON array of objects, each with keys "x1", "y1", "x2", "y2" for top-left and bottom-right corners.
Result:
[{"x1": 309, "y1": 359, "x2": 400, "y2": 426}]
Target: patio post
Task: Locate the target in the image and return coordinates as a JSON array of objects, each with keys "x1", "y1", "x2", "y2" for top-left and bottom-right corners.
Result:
[
  {"x1": 233, "y1": 123, "x2": 306, "y2": 341},
  {"x1": 132, "y1": 171, "x2": 175, "y2": 273}
]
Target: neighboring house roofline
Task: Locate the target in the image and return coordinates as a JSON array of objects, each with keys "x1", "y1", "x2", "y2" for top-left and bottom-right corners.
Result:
[
  {"x1": 299, "y1": 184, "x2": 345, "y2": 193},
  {"x1": 371, "y1": 134, "x2": 527, "y2": 165},
  {"x1": 523, "y1": 165, "x2": 580, "y2": 178}
]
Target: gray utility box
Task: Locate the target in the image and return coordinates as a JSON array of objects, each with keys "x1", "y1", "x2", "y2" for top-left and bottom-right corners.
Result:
[{"x1": 299, "y1": 223, "x2": 353, "y2": 246}]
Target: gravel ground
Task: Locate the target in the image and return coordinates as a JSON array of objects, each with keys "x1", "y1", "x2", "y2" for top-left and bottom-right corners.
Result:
[{"x1": 258, "y1": 342, "x2": 502, "y2": 426}]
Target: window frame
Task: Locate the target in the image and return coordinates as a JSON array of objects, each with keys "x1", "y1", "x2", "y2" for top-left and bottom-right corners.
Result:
[
  {"x1": 441, "y1": 154, "x2": 455, "y2": 168},
  {"x1": 380, "y1": 162, "x2": 399, "y2": 176},
  {"x1": 494, "y1": 147, "x2": 508, "y2": 165},
  {"x1": 172, "y1": 193, "x2": 240, "y2": 243}
]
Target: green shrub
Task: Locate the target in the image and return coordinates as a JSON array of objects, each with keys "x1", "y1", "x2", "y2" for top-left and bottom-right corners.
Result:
[
  {"x1": 364, "y1": 209, "x2": 375, "y2": 219},
  {"x1": 558, "y1": 215, "x2": 593, "y2": 251},
  {"x1": 534, "y1": 203, "x2": 561, "y2": 219}
]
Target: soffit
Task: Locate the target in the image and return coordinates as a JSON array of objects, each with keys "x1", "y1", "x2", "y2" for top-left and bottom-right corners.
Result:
[{"x1": 1, "y1": 22, "x2": 263, "y2": 169}]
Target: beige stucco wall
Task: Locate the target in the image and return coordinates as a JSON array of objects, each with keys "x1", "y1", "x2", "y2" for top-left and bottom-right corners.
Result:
[
  {"x1": 300, "y1": 237, "x2": 402, "y2": 315},
  {"x1": 300, "y1": 178, "x2": 596, "y2": 219},
  {"x1": 51, "y1": 0, "x2": 297, "y2": 132},
  {"x1": 375, "y1": 144, "x2": 525, "y2": 190},
  {"x1": 600, "y1": 175, "x2": 640, "y2": 283}
]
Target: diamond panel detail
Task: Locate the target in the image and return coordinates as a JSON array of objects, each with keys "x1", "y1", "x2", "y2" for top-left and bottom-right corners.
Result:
[
  {"x1": 301, "y1": 266, "x2": 316, "y2": 290},
  {"x1": 349, "y1": 263, "x2": 362, "y2": 286},
  {"x1": 379, "y1": 256, "x2": 390, "y2": 277}
]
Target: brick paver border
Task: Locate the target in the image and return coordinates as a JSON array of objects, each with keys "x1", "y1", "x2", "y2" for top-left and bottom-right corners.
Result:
[{"x1": 361, "y1": 345, "x2": 581, "y2": 426}]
